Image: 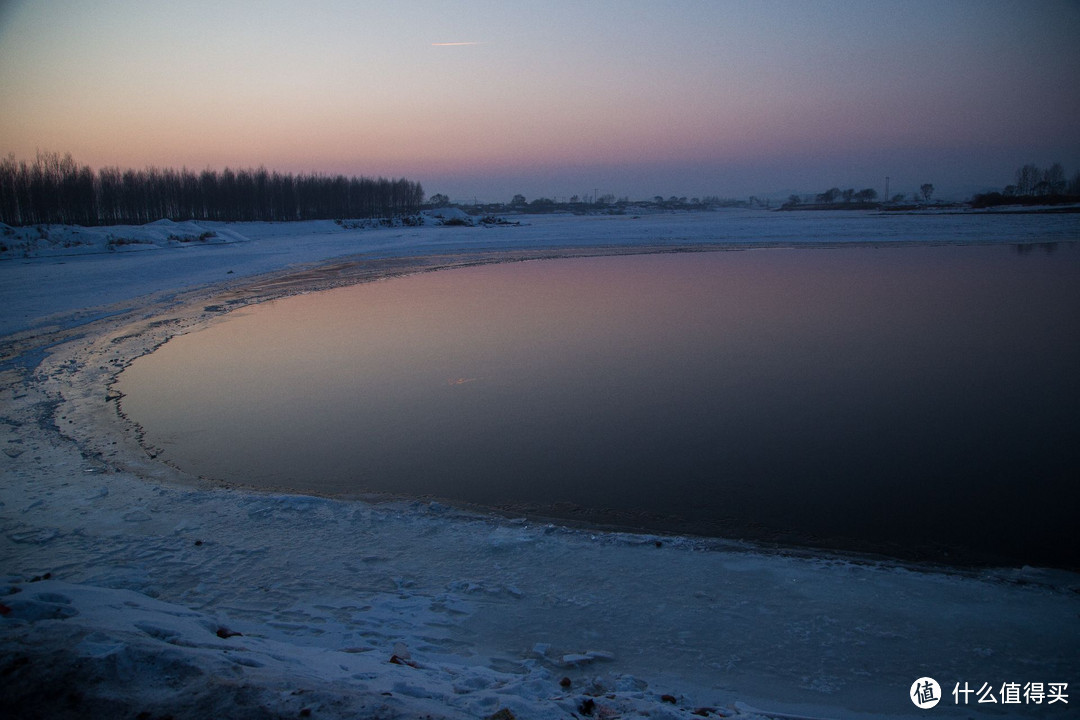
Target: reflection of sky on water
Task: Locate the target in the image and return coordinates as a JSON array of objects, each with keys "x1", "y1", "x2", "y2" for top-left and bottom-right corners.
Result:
[{"x1": 119, "y1": 245, "x2": 1080, "y2": 567}]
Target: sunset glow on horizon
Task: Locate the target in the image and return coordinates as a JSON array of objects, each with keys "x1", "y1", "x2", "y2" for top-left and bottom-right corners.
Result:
[{"x1": 2, "y1": 0, "x2": 1078, "y2": 202}]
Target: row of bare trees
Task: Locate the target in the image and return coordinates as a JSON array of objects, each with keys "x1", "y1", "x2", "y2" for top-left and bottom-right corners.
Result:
[
  {"x1": 814, "y1": 187, "x2": 880, "y2": 204},
  {"x1": 1007, "y1": 162, "x2": 1077, "y2": 197},
  {"x1": 0, "y1": 152, "x2": 424, "y2": 227},
  {"x1": 970, "y1": 162, "x2": 1080, "y2": 208}
]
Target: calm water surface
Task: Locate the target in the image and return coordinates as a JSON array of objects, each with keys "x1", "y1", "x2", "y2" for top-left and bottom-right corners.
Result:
[{"x1": 118, "y1": 244, "x2": 1080, "y2": 568}]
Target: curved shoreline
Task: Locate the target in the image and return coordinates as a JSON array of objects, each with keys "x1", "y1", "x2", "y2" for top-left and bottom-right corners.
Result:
[
  {"x1": 4, "y1": 240, "x2": 885, "y2": 496},
  {"x1": 101, "y1": 241, "x2": 1077, "y2": 572},
  {"x1": 33, "y1": 244, "x2": 765, "y2": 493},
  {"x1": 3, "y1": 236, "x2": 1079, "y2": 719}
]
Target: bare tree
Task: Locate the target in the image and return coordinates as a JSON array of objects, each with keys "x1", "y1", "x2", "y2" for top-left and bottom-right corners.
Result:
[
  {"x1": 1015, "y1": 164, "x2": 1041, "y2": 195},
  {"x1": 1045, "y1": 163, "x2": 1066, "y2": 195},
  {"x1": 816, "y1": 187, "x2": 840, "y2": 204}
]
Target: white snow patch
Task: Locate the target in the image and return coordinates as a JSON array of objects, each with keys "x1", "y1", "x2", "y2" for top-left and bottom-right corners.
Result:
[{"x1": 423, "y1": 207, "x2": 473, "y2": 223}]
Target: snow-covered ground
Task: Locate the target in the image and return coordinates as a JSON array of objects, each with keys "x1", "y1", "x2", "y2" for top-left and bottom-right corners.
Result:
[
  {"x1": 4, "y1": 208, "x2": 1077, "y2": 338},
  {"x1": 2, "y1": 210, "x2": 1078, "y2": 719}
]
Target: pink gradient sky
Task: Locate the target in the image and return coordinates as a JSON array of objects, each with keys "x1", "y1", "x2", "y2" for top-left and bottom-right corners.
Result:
[{"x1": 2, "y1": 0, "x2": 1078, "y2": 202}]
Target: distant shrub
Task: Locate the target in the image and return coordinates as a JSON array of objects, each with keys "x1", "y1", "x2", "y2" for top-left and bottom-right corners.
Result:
[
  {"x1": 969, "y1": 192, "x2": 1006, "y2": 208},
  {"x1": 479, "y1": 215, "x2": 520, "y2": 226},
  {"x1": 107, "y1": 235, "x2": 150, "y2": 248},
  {"x1": 168, "y1": 231, "x2": 217, "y2": 243},
  {"x1": 969, "y1": 192, "x2": 1079, "y2": 209}
]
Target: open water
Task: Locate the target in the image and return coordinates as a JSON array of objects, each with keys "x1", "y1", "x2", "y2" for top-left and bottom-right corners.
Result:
[{"x1": 118, "y1": 242, "x2": 1080, "y2": 568}]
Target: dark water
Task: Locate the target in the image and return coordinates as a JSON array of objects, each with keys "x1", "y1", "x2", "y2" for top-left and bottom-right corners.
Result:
[{"x1": 118, "y1": 244, "x2": 1080, "y2": 568}]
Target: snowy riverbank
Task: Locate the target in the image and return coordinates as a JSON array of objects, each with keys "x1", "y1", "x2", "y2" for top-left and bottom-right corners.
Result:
[{"x1": 2, "y1": 212, "x2": 1078, "y2": 719}]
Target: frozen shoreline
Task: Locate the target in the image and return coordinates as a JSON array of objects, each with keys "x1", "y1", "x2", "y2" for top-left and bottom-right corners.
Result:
[{"x1": 2, "y1": 212, "x2": 1079, "y2": 719}]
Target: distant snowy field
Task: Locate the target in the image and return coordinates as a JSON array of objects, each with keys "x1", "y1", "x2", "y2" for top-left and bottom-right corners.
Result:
[
  {"x1": 3, "y1": 207, "x2": 1077, "y2": 336},
  {"x1": 1, "y1": 210, "x2": 1078, "y2": 719}
]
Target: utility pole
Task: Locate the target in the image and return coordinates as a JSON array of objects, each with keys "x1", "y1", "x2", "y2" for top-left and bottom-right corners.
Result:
[{"x1": 885, "y1": 176, "x2": 890, "y2": 203}]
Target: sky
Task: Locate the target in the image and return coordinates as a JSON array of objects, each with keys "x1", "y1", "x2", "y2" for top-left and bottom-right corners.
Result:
[{"x1": 1, "y1": 0, "x2": 1079, "y2": 203}]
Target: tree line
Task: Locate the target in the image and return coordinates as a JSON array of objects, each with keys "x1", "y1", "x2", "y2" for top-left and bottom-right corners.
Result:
[
  {"x1": 1008, "y1": 162, "x2": 1076, "y2": 197},
  {"x1": 781, "y1": 186, "x2": 879, "y2": 209},
  {"x1": 0, "y1": 152, "x2": 424, "y2": 226},
  {"x1": 971, "y1": 162, "x2": 1080, "y2": 208}
]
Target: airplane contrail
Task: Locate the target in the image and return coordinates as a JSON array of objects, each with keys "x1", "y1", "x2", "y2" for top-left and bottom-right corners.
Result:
[{"x1": 431, "y1": 41, "x2": 481, "y2": 46}]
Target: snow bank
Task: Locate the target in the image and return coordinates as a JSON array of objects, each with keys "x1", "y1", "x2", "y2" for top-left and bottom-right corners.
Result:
[
  {"x1": 3, "y1": 209, "x2": 1078, "y2": 339},
  {"x1": 0, "y1": 219, "x2": 248, "y2": 259},
  {"x1": 423, "y1": 207, "x2": 473, "y2": 223},
  {"x1": 2, "y1": 212, "x2": 1079, "y2": 719},
  {"x1": 2, "y1": 576, "x2": 709, "y2": 720}
]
